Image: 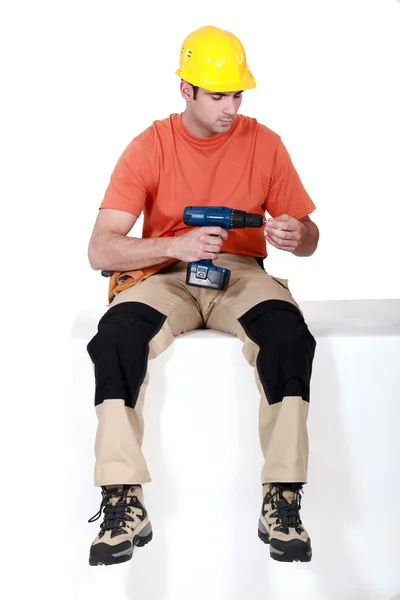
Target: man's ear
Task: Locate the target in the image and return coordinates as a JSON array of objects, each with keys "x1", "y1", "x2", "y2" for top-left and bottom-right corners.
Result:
[{"x1": 180, "y1": 80, "x2": 193, "y2": 101}]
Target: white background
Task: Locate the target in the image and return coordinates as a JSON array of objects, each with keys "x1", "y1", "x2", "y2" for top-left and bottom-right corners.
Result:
[{"x1": 1, "y1": 1, "x2": 399, "y2": 599}]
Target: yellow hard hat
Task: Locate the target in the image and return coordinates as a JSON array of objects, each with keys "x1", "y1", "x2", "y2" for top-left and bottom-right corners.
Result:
[{"x1": 176, "y1": 25, "x2": 256, "y2": 93}]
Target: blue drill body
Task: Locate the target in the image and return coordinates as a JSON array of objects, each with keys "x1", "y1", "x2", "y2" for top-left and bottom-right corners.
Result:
[
  {"x1": 183, "y1": 206, "x2": 264, "y2": 290},
  {"x1": 183, "y1": 206, "x2": 240, "y2": 229}
]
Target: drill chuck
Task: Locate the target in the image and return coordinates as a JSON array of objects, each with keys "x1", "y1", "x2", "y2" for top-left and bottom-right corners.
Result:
[{"x1": 230, "y1": 209, "x2": 264, "y2": 229}]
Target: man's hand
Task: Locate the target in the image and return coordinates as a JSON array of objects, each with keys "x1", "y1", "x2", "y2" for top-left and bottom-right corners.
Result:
[
  {"x1": 264, "y1": 214, "x2": 308, "y2": 253},
  {"x1": 171, "y1": 227, "x2": 228, "y2": 262}
]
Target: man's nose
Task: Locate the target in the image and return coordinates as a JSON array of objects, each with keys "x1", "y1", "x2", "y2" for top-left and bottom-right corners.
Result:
[{"x1": 222, "y1": 97, "x2": 237, "y2": 116}]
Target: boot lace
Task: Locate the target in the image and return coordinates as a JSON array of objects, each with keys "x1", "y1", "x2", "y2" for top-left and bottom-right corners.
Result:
[
  {"x1": 88, "y1": 486, "x2": 136, "y2": 538},
  {"x1": 265, "y1": 483, "x2": 305, "y2": 535}
]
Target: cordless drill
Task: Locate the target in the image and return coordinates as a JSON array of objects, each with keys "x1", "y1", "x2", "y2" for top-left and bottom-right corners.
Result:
[{"x1": 183, "y1": 206, "x2": 265, "y2": 291}]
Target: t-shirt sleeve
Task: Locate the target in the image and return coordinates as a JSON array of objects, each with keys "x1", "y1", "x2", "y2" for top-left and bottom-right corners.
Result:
[
  {"x1": 99, "y1": 135, "x2": 151, "y2": 217},
  {"x1": 265, "y1": 139, "x2": 316, "y2": 220}
]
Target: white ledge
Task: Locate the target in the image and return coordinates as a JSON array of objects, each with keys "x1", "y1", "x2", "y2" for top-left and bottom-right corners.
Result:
[{"x1": 71, "y1": 299, "x2": 400, "y2": 339}]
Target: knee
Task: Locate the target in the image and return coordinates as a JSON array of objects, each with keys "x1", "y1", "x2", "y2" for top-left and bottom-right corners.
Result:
[
  {"x1": 239, "y1": 300, "x2": 316, "y2": 404},
  {"x1": 86, "y1": 302, "x2": 167, "y2": 408},
  {"x1": 87, "y1": 301, "x2": 167, "y2": 361}
]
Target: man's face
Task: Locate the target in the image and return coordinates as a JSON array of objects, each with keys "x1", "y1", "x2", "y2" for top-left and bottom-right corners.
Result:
[{"x1": 186, "y1": 86, "x2": 243, "y2": 137}]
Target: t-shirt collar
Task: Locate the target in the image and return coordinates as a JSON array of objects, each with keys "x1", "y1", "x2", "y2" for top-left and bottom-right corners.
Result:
[{"x1": 173, "y1": 112, "x2": 239, "y2": 147}]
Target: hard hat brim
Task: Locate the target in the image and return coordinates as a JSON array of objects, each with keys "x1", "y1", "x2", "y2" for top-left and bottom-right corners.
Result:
[{"x1": 176, "y1": 68, "x2": 256, "y2": 92}]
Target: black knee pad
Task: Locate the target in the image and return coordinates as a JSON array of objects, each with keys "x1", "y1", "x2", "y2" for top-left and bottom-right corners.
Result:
[
  {"x1": 87, "y1": 302, "x2": 167, "y2": 408},
  {"x1": 238, "y1": 300, "x2": 316, "y2": 405}
]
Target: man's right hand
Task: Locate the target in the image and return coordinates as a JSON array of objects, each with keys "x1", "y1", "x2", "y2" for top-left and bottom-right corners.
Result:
[{"x1": 171, "y1": 227, "x2": 228, "y2": 262}]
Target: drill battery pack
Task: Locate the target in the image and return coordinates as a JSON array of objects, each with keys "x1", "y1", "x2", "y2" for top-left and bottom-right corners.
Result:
[{"x1": 186, "y1": 260, "x2": 230, "y2": 291}]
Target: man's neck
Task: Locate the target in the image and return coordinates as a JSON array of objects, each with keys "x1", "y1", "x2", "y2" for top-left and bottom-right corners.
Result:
[{"x1": 181, "y1": 111, "x2": 217, "y2": 139}]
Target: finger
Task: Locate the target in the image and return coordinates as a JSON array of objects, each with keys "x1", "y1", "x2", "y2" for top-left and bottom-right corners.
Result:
[
  {"x1": 205, "y1": 244, "x2": 222, "y2": 254},
  {"x1": 265, "y1": 235, "x2": 280, "y2": 250},
  {"x1": 266, "y1": 240, "x2": 296, "y2": 253},
  {"x1": 265, "y1": 219, "x2": 297, "y2": 233},
  {"x1": 202, "y1": 251, "x2": 219, "y2": 260},
  {"x1": 201, "y1": 227, "x2": 228, "y2": 239},
  {"x1": 265, "y1": 227, "x2": 300, "y2": 242},
  {"x1": 202, "y1": 235, "x2": 223, "y2": 246},
  {"x1": 266, "y1": 236, "x2": 295, "y2": 253},
  {"x1": 266, "y1": 233, "x2": 297, "y2": 250}
]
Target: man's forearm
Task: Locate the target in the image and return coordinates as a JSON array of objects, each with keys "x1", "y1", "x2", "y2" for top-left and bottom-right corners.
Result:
[
  {"x1": 294, "y1": 221, "x2": 320, "y2": 257},
  {"x1": 89, "y1": 233, "x2": 176, "y2": 272}
]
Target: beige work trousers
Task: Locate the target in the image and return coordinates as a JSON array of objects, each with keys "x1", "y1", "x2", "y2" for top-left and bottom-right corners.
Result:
[{"x1": 93, "y1": 254, "x2": 312, "y2": 487}]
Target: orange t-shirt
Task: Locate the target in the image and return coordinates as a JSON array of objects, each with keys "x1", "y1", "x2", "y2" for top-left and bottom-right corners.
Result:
[{"x1": 100, "y1": 113, "x2": 316, "y2": 258}]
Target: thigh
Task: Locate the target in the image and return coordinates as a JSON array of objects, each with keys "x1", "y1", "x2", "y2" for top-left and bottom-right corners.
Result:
[
  {"x1": 109, "y1": 267, "x2": 203, "y2": 337},
  {"x1": 206, "y1": 253, "x2": 301, "y2": 335}
]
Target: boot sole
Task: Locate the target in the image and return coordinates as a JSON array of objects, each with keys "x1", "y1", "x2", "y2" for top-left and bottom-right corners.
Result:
[
  {"x1": 258, "y1": 526, "x2": 312, "y2": 563},
  {"x1": 89, "y1": 526, "x2": 153, "y2": 566}
]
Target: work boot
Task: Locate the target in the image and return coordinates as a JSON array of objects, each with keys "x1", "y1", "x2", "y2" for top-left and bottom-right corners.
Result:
[
  {"x1": 88, "y1": 484, "x2": 152, "y2": 566},
  {"x1": 258, "y1": 483, "x2": 312, "y2": 562}
]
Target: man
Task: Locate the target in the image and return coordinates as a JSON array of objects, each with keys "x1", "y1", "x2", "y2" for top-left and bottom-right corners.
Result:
[{"x1": 86, "y1": 25, "x2": 319, "y2": 567}]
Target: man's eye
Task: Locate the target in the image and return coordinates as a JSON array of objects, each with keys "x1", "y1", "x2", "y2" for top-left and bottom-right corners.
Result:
[{"x1": 211, "y1": 94, "x2": 241, "y2": 100}]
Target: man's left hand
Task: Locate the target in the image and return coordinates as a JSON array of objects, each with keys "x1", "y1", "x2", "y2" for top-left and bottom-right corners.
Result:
[{"x1": 264, "y1": 214, "x2": 308, "y2": 253}]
